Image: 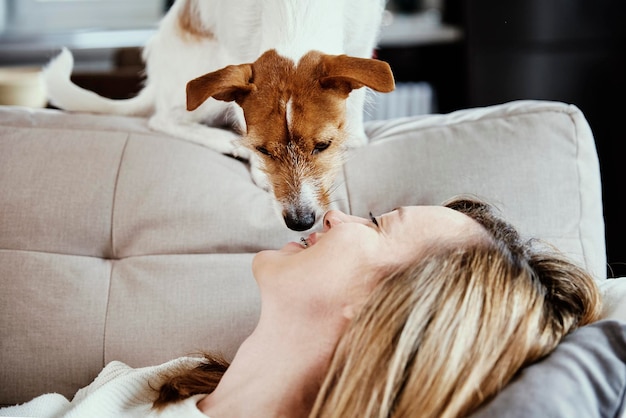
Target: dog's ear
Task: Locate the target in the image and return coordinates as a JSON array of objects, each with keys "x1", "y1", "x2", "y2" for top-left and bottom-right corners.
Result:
[
  {"x1": 319, "y1": 55, "x2": 395, "y2": 97},
  {"x1": 186, "y1": 64, "x2": 256, "y2": 111}
]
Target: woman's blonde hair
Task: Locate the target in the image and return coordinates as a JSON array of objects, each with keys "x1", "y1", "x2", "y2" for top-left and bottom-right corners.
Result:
[{"x1": 309, "y1": 198, "x2": 602, "y2": 418}]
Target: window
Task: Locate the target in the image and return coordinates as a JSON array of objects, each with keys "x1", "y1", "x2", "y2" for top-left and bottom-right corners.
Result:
[{"x1": 1, "y1": 0, "x2": 165, "y2": 35}]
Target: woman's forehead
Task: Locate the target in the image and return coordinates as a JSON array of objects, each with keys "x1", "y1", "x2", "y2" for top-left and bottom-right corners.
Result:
[
  {"x1": 389, "y1": 205, "x2": 472, "y2": 223},
  {"x1": 385, "y1": 205, "x2": 485, "y2": 239}
]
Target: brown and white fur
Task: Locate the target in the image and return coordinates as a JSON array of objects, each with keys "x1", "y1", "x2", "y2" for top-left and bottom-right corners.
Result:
[{"x1": 43, "y1": 0, "x2": 395, "y2": 231}]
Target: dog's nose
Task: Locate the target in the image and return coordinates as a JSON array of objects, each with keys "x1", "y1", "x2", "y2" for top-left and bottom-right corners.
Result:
[{"x1": 284, "y1": 211, "x2": 316, "y2": 232}]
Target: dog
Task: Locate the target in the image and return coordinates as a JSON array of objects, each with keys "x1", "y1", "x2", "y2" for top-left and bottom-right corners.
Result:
[{"x1": 43, "y1": 0, "x2": 395, "y2": 231}]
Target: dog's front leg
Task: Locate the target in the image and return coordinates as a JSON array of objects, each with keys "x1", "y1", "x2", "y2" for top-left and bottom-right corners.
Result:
[
  {"x1": 148, "y1": 113, "x2": 249, "y2": 158},
  {"x1": 149, "y1": 113, "x2": 271, "y2": 191}
]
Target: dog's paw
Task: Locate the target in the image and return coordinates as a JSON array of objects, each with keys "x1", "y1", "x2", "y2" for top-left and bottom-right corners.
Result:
[
  {"x1": 251, "y1": 168, "x2": 270, "y2": 191},
  {"x1": 248, "y1": 155, "x2": 270, "y2": 191},
  {"x1": 345, "y1": 132, "x2": 369, "y2": 148},
  {"x1": 230, "y1": 143, "x2": 252, "y2": 160}
]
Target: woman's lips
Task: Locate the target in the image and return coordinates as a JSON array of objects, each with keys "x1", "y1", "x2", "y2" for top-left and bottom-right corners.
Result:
[
  {"x1": 296, "y1": 232, "x2": 321, "y2": 249},
  {"x1": 305, "y1": 232, "x2": 319, "y2": 247}
]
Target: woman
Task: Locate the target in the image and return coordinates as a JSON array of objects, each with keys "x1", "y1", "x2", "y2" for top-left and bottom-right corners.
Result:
[
  {"x1": 0, "y1": 198, "x2": 601, "y2": 418},
  {"x1": 158, "y1": 197, "x2": 601, "y2": 417}
]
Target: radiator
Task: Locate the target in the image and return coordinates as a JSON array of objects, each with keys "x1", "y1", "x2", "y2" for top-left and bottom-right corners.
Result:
[{"x1": 364, "y1": 81, "x2": 435, "y2": 121}]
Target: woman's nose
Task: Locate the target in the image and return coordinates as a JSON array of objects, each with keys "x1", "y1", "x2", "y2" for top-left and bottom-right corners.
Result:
[
  {"x1": 322, "y1": 210, "x2": 346, "y2": 231},
  {"x1": 322, "y1": 210, "x2": 367, "y2": 231}
]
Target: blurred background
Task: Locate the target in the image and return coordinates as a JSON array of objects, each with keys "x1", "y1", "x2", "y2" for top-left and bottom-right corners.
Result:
[{"x1": 0, "y1": 0, "x2": 624, "y2": 276}]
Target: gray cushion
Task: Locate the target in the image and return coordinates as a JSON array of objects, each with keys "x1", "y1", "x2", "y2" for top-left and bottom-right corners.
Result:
[{"x1": 471, "y1": 320, "x2": 626, "y2": 418}]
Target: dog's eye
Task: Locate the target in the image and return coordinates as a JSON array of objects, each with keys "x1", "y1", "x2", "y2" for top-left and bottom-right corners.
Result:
[
  {"x1": 256, "y1": 146, "x2": 272, "y2": 157},
  {"x1": 312, "y1": 141, "x2": 331, "y2": 155}
]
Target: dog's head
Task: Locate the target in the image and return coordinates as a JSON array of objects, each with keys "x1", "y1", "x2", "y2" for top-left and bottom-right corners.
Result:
[{"x1": 187, "y1": 49, "x2": 394, "y2": 231}]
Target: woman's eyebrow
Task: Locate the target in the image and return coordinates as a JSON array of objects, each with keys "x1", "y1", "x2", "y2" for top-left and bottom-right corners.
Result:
[
  {"x1": 378, "y1": 207, "x2": 404, "y2": 233},
  {"x1": 392, "y1": 207, "x2": 405, "y2": 220}
]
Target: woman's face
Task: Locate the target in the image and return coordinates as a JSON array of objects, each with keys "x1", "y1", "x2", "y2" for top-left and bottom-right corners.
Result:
[{"x1": 252, "y1": 205, "x2": 489, "y2": 317}]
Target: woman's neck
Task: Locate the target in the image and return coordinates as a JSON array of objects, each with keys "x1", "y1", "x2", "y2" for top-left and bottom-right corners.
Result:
[{"x1": 196, "y1": 311, "x2": 344, "y2": 417}]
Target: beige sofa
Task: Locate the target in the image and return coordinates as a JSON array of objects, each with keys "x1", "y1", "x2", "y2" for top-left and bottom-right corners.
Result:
[{"x1": 1, "y1": 100, "x2": 625, "y2": 411}]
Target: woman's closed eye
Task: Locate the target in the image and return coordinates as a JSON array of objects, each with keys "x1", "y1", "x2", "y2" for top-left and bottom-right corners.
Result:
[{"x1": 369, "y1": 212, "x2": 379, "y2": 228}]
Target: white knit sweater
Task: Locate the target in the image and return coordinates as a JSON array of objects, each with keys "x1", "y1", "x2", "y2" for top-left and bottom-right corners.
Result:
[{"x1": 0, "y1": 357, "x2": 209, "y2": 418}]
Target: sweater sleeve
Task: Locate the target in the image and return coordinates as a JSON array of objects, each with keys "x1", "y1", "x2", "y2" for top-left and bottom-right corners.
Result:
[
  {"x1": 0, "y1": 393, "x2": 70, "y2": 417},
  {"x1": 70, "y1": 360, "x2": 137, "y2": 404},
  {"x1": 0, "y1": 357, "x2": 205, "y2": 418},
  {"x1": 61, "y1": 357, "x2": 204, "y2": 418}
]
